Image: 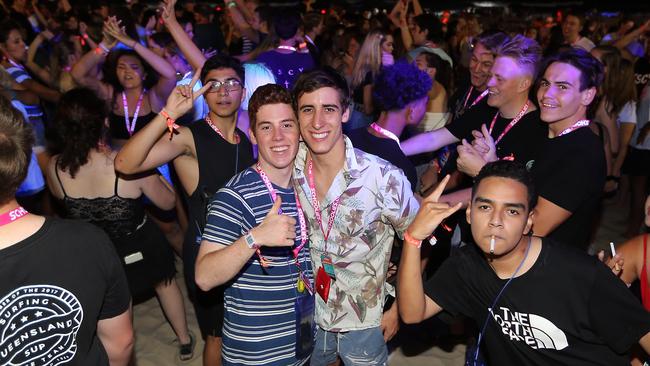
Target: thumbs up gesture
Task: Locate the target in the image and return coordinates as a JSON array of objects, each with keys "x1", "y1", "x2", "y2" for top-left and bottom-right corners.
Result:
[
  {"x1": 407, "y1": 175, "x2": 463, "y2": 240},
  {"x1": 251, "y1": 197, "x2": 297, "y2": 247}
]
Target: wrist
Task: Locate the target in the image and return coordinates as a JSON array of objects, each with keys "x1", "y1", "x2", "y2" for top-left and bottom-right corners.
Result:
[
  {"x1": 244, "y1": 229, "x2": 260, "y2": 250},
  {"x1": 403, "y1": 229, "x2": 424, "y2": 248}
]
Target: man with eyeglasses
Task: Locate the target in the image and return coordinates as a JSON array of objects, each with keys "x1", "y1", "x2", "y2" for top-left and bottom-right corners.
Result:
[{"x1": 116, "y1": 54, "x2": 255, "y2": 366}]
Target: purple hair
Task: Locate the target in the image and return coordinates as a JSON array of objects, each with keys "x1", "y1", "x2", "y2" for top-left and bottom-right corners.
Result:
[{"x1": 372, "y1": 62, "x2": 432, "y2": 112}]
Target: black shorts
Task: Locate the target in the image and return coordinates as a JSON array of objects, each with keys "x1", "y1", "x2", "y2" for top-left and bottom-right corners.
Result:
[
  {"x1": 622, "y1": 147, "x2": 650, "y2": 176},
  {"x1": 193, "y1": 287, "x2": 225, "y2": 338},
  {"x1": 183, "y1": 236, "x2": 224, "y2": 338}
]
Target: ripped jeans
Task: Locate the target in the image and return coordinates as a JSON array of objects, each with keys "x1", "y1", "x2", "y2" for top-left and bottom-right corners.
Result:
[{"x1": 310, "y1": 326, "x2": 387, "y2": 366}]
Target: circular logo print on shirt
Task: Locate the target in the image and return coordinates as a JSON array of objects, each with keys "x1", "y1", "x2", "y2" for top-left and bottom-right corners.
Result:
[{"x1": 0, "y1": 285, "x2": 83, "y2": 366}]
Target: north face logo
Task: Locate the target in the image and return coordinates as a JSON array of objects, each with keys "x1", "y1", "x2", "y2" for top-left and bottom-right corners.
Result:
[{"x1": 490, "y1": 306, "x2": 568, "y2": 350}]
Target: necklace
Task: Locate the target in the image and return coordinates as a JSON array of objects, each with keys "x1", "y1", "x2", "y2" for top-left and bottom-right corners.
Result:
[
  {"x1": 463, "y1": 86, "x2": 489, "y2": 109},
  {"x1": 557, "y1": 119, "x2": 590, "y2": 137},
  {"x1": 370, "y1": 123, "x2": 401, "y2": 148},
  {"x1": 122, "y1": 89, "x2": 146, "y2": 136},
  {"x1": 0, "y1": 206, "x2": 29, "y2": 227},
  {"x1": 488, "y1": 101, "x2": 530, "y2": 145},
  {"x1": 205, "y1": 115, "x2": 240, "y2": 144}
]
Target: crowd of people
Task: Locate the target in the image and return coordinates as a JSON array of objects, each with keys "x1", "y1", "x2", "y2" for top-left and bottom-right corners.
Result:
[{"x1": 1, "y1": 0, "x2": 650, "y2": 365}]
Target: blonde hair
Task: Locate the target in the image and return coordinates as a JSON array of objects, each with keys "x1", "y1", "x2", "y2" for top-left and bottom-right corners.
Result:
[{"x1": 350, "y1": 30, "x2": 384, "y2": 90}]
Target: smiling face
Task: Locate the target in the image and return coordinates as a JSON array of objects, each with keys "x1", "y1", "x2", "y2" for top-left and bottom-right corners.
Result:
[
  {"x1": 203, "y1": 68, "x2": 245, "y2": 118},
  {"x1": 250, "y1": 103, "x2": 300, "y2": 171},
  {"x1": 116, "y1": 55, "x2": 146, "y2": 90},
  {"x1": 467, "y1": 176, "x2": 533, "y2": 258},
  {"x1": 469, "y1": 43, "x2": 495, "y2": 90},
  {"x1": 537, "y1": 61, "x2": 595, "y2": 126},
  {"x1": 1, "y1": 29, "x2": 26, "y2": 63},
  {"x1": 297, "y1": 86, "x2": 349, "y2": 157},
  {"x1": 486, "y1": 56, "x2": 529, "y2": 109}
]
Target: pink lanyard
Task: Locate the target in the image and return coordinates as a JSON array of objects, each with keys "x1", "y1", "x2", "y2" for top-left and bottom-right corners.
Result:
[
  {"x1": 557, "y1": 119, "x2": 590, "y2": 137},
  {"x1": 370, "y1": 123, "x2": 401, "y2": 148},
  {"x1": 463, "y1": 86, "x2": 489, "y2": 109},
  {"x1": 256, "y1": 164, "x2": 312, "y2": 293},
  {"x1": 0, "y1": 206, "x2": 28, "y2": 227},
  {"x1": 205, "y1": 115, "x2": 241, "y2": 143},
  {"x1": 122, "y1": 90, "x2": 146, "y2": 136},
  {"x1": 488, "y1": 101, "x2": 530, "y2": 145},
  {"x1": 306, "y1": 158, "x2": 341, "y2": 245}
]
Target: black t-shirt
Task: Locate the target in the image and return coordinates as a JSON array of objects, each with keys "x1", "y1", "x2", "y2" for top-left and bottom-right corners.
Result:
[
  {"x1": 425, "y1": 239, "x2": 650, "y2": 366},
  {"x1": 346, "y1": 127, "x2": 417, "y2": 191},
  {"x1": 531, "y1": 127, "x2": 606, "y2": 250},
  {"x1": 448, "y1": 84, "x2": 489, "y2": 122},
  {"x1": 635, "y1": 56, "x2": 650, "y2": 97},
  {"x1": 446, "y1": 105, "x2": 548, "y2": 166},
  {"x1": 0, "y1": 218, "x2": 130, "y2": 365}
]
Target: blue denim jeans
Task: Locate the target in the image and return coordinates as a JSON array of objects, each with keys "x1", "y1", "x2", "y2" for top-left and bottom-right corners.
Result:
[{"x1": 310, "y1": 326, "x2": 387, "y2": 366}]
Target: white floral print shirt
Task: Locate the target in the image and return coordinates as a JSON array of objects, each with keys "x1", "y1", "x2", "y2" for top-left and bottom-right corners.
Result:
[{"x1": 293, "y1": 136, "x2": 419, "y2": 331}]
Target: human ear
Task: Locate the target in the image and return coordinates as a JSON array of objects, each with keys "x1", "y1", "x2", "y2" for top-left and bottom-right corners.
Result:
[{"x1": 581, "y1": 87, "x2": 596, "y2": 106}]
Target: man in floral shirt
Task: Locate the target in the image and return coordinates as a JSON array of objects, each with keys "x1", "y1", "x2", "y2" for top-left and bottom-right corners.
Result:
[{"x1": 292, "y1": 69, "x2": 419, "y2": 365}]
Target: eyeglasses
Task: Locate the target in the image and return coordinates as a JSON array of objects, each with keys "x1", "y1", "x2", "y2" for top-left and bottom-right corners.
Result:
[{"x1": 208, "y1": 79, "x2": 242, "y2": 93}]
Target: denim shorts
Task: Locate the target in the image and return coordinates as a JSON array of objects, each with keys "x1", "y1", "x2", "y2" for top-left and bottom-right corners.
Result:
[{"x1": 310, "y1": 326, "x2": 387, "y2": 366}]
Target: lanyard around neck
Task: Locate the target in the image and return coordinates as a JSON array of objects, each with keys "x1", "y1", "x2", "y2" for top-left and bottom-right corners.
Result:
[{"x1": 488, "y1": 101, "x2": 530, "y2": 145}]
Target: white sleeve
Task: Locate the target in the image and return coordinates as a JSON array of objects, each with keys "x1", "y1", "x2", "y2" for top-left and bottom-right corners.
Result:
[{"x1": 618, "y1": 101, "x2": 637, "y2": 125}]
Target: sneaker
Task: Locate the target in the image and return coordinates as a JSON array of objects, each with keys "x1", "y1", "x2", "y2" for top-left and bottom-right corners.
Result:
[{"x1": 179, "y1": 332, "x2": 195, "y2": 362}]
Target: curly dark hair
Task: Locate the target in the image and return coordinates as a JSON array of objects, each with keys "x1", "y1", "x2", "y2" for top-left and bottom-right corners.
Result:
[
  {"x1": 372, "y1": 61, "x2": 432, "y2": 112},
  {"x1": 102, "y1": 49, "x2": 158, "y2": 94},
  {"x1": 52, "y1": 88, "x2": 108, "y2": 178}
]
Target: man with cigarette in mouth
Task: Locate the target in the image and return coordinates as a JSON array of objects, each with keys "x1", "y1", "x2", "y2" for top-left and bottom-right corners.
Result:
[{"x1": 398, "y1": 161, "x2": 650, "y2": 365}]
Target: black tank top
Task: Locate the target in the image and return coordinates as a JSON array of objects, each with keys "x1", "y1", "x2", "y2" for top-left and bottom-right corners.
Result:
[
  {"x1": 108, "y1": 110, "x2": 158, "y2": 141},
  {"x1": 54, "y1": 162, "x2": 145, "y2": 239},
  {"x1": 183, "y1": 120, "x2": 254, "y2": 244}
]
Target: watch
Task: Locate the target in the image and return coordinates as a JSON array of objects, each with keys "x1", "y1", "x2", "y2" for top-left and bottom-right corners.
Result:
[{"x1": 244, "y1": 231, "x2": 260, "y2": 250}]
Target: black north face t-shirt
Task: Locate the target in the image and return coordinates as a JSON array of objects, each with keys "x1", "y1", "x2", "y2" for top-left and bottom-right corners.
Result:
[
  {"x1": 425, "y1": 239, "x2": 650, "y2": 366},
  {"x1": 0, "y1": 219, "x2": 130, "y2": 365}
]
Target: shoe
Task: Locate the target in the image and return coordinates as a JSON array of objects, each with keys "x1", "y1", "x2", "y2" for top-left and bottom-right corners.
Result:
[{"x1": 179, "y1": 332, "x2": 195, "y2": 362}]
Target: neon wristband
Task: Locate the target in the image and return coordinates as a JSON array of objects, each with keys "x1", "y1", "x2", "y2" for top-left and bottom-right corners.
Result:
[
  {"x1": 160, "y1": 109, "x2": 179, "y2": 140},
  {"x1": 403, "y1": 230, "x2": 423, "y2": 249}
]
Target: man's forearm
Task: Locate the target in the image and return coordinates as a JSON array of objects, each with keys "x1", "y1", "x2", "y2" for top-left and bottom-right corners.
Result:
[
  {"x1": 195, "y1": 237, "x2": 256, "y2": 291},
  {"x1": 397, "y1": 241, "x2": 427, "y2": 324}
]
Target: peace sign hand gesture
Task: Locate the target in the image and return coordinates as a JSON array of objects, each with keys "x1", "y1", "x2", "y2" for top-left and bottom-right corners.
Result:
[
  {"x1": 164, "y1": 70, "x2": 211, "y2": 119},
  {"x1": 407, "y1": 175, "x2": 463, "y2": 241}
]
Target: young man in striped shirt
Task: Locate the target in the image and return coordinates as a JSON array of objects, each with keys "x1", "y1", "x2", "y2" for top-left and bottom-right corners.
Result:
[{"x1": 196, "y1": 84, "x2": 313, "y2": 365}]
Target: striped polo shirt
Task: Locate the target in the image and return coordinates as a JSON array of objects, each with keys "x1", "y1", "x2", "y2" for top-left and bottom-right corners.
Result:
[{"x1": 203, "y1": 167, "x2": 312, "y2": 366}]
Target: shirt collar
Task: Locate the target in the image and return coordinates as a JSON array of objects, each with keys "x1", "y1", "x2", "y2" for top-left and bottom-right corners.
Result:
[{"x1": 294, "y1": 135, "x2": 361, "y2": 180}]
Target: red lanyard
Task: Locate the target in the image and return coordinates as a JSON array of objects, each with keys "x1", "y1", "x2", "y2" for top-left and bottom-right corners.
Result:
[
  {"x1": 122, "y1": 89, "x2": 146, "y2": 136},
  {"x1": 256, "y1": 164, "x2": 312, "y2": 293},
  {"x1": 306, "y1": 158, "x2": 341, "y2": 245},
  {"x1": 463, "y1": 86, "x2": 489, "y2": 109},
  {"x1": 370, "y1": 123, "x2": 401, "y2": 148},
  {"x1": 0, "y1": 206, "x2": 28, "y2": 227},
  {"x1": 205, "y1": 115, "x2": 241, "y2": 143},
  {"x1": 488, "y1": 101, "x2": 530, "y2": 145},
  {"x1": 557, "y1": 119, "x2": 590, "y2": 137}
]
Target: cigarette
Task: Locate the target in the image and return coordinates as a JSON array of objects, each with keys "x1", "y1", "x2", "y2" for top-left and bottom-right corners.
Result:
[
  {"x1": 490, "y1": 236, "x2": 495, "y2": 254},
  {"x1": 610, "y1": 242, "x2": 616, "y2": 257}
]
